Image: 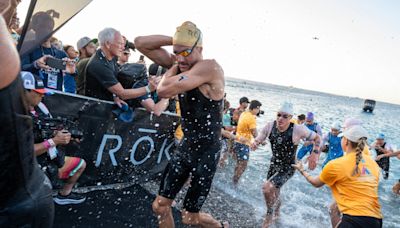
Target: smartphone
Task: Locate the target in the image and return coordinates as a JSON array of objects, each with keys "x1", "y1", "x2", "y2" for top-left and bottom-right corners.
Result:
[
  {"x1": 46, "y1": 57, "x2": 66, "y2": 70},
  {"x1": 139, "y1": 55, "x2": 145, "y2": 61}
]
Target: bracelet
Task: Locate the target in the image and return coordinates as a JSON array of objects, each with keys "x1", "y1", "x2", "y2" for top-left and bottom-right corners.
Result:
[
  {"x1": 48, "y1": 139, "x2": 56, "y2": 147},
  {"x1": 145, "y1": 85, "x2": 151, "y2": 93},
  {"x1": 42, "y1": 140, "x2": 51, "y2": 149}
]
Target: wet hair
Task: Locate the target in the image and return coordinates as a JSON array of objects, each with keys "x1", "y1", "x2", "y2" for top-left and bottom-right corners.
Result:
[
  {"x1": 98, "y1": 27, "x2": 119, "y2": 46},
  {"x1": 350, "y1": 137, "x2": 367, "y2": 176},
  {"x1": 249, "y1": 100, "x2": 262, "y2": 110},
  {"x1": 297, "y1": 114, "x2": 305, "y2": 121}
]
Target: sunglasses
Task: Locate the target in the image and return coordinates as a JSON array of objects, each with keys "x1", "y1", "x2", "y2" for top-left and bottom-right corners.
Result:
[
  {"x1": 123, "y1": 52, "x2": 130, "y2": 56},
  {"x1": 277, "y1": 113, "x2": 290, "y2": 119},
  {"x1": 175, "y1": 32, "x2": 202, "y2": 57}
]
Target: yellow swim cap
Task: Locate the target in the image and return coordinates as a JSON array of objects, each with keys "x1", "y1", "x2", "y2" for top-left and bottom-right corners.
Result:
[{"x1": 173, "y1": 21, "x2": 202, "y2": 47}]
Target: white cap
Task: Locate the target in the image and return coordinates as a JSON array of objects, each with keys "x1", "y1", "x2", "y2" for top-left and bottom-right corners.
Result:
[
  {"x1": 331, "y1": 121, "x2": 341, "y2": 130},
  {"x1": 343, "y1": 125, "x2": 369, "y2": 142},
  {"x1": 343, "y1": 118, "x2": 362, "y2": 129},
  {"x1": 278, "y1": 101, "x2": 294, "y2": 115}
]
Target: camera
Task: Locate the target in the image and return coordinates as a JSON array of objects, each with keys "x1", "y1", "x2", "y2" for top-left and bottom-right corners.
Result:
[
  {"x1": 34, "y1": 117, "x2": 83, "y2": 167},
  {"x1": 46, "y1": 57, "x2": 66, "y2": 70},
  {"x1": 257, "y1": 110, "x2": 265, "y2": 117}
]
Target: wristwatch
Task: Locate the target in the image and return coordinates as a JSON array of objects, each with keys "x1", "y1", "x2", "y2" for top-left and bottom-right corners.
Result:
[{"x1": 312, "y1": 149, "x2": 319, "y2": 154}]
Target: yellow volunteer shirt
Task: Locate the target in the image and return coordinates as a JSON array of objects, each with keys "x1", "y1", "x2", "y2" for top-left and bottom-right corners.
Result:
[
  {"x1": 319, "y1": 151, "x2": 382, "y2": 219},
  {"x1": 235, "y1": 111, "x2": 256, "y2": 146}
]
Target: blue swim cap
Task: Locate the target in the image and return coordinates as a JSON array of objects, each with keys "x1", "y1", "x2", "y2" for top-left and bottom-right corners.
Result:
[
  {"x1": 306, "y1": 112, "x2": 314, "y2": 121},
  {"x1": 376, "y1": 133, "x2": 385, "y2": 140}
]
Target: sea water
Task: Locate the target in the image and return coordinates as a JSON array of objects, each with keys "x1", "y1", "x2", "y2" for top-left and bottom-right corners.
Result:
[{"x1": 213, "y1": 78, "x2": 400, "y2": 228}]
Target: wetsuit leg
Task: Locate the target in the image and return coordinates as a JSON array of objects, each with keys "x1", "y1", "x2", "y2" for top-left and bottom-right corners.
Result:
[
  {"x1": 267, "y1": 166, "x2": 295, "y2": 189},
  {"x1": 183, "y1": 142, "x2": 221, "y2": 212},
  {"x1": 158, "y1": 150, "x2": 191, "y2": 200},
  {"x1": 377, "y1": 158, "x2": 390, "y2": 179}
]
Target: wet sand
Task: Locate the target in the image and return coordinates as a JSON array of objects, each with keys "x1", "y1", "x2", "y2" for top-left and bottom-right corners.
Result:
[{"x1": 54, "y1": 180, "x2": 261, "y2": 227}]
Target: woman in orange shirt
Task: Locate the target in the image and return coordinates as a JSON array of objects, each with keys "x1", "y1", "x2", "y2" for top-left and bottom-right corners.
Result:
[{"x1": 292, "y1": 125, "x2": 383, "y2": 228}]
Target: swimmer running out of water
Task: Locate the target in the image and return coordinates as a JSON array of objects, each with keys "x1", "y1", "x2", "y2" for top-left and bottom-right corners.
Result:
[
  {"x1": 135, "y1": 21, "x2": 228, "y2": 228},
  {"x1": 251, "y1": 102, "x2": 321, "y2": 228}
]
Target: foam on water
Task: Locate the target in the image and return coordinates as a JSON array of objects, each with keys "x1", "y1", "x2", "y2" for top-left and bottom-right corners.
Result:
[{"x1": 213, "y1": 78, "x2": 400, "y2": 227}]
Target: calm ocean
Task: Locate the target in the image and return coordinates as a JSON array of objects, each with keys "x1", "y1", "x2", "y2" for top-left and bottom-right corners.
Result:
[{"x1": 213, "y1": 77, "x2": 400, "y2": 228}]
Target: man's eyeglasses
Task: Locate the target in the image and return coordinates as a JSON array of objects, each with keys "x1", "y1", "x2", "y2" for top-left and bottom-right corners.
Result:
[
  {"x1": 277, "y1": 113, "x2": 290, "y2": 119},
  {"x1": 175, "y1": 32, "x2": 202, "y2": 57}
]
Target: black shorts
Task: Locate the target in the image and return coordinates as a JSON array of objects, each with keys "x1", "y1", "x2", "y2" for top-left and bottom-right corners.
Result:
[
  {"x1": 339, "y1": 214, "x2": 382, "y2": 228},
  {"x1": 159, "y1": 139, "x2": 221, "y2": 213},
  {"x1": 267, "y1": 166, "x2": 295, "y2": 188}
]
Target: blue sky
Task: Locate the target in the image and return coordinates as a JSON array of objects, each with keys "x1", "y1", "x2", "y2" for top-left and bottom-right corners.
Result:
[{"x1": 18, "y1": 0, "x2": 400, "y2": 104}]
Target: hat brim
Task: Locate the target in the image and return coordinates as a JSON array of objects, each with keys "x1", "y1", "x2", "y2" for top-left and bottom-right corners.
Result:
[{"x1": 33, "y1": 88, "x2": 48, "y2": 94}]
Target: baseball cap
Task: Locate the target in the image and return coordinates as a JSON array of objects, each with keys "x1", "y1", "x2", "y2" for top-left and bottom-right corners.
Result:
[
  {"x1": 21, "y1": 71, "x2": 48, "y2": 94},
  {"x1": 331, "y1": 121, "x2": 341, "y2": 130},
  {"x1": 306, "y1": 112, "x2": 314, "y2": 121},
  {"x1": 278, "y1": 101, "x2": 294, "y2": 115},
  {"x1": 342, "y1": 125, "x2": 369, "y2": 143},
  {"x1": 239, "y1": 97, "x2": 250, "y2": 104},
  {"x1": 343, "y1": 118, "x2": 363, "y2": 129},
  {"x1": 77, "y1": 36, "x2": 98, "y2": 50},
  {"x1": 376, "y1": 133, "x2": 385, "y2": 140}
]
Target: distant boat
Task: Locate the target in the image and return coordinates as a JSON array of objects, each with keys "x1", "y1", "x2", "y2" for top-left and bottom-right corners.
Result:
[{"x1": 363, "y1": 99, "x2": 376, "y2": 112}]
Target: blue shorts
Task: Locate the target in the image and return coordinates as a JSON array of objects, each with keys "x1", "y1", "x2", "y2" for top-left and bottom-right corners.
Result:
[{"x1": 233, "y1": 142, "x2": 250, "y2": 161}]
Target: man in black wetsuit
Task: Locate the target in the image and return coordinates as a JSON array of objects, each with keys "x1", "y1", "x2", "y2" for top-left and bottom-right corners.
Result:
[
  {"x1": 135, "y1": 21, "x2": 227, "y2": 227},
  {"x1": 371, "y1": 133, "x2": 394, "y2": 179},
  {"x1": 0, "y1": 12, "x2": 54, "y2": 227},
  {"x1": 251, "y1": 102, "x2": 321, "y2": 228}
]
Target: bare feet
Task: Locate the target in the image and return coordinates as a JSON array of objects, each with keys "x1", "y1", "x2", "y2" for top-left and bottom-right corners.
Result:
[
  {"x1": 262, "y1": 214, "x2": 274, "y2": 228},
  {"x1": 393, "y1": 182, "x2": 400, "y2": 195}
]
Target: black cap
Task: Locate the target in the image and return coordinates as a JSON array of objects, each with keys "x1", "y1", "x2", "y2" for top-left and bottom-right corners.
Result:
[{"x1": 239, "y1": 97, "x2": 250, "y2": 104}]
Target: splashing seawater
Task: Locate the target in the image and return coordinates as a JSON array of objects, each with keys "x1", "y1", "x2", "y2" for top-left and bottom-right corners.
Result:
[{"x1": 212, "y1": 78, "x2": 400, "y2": 227}]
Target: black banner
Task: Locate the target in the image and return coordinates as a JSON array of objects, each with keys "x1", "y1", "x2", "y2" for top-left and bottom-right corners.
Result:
[{"x1": 42, "y1": 91, "x2": 179, "y2": 187}]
